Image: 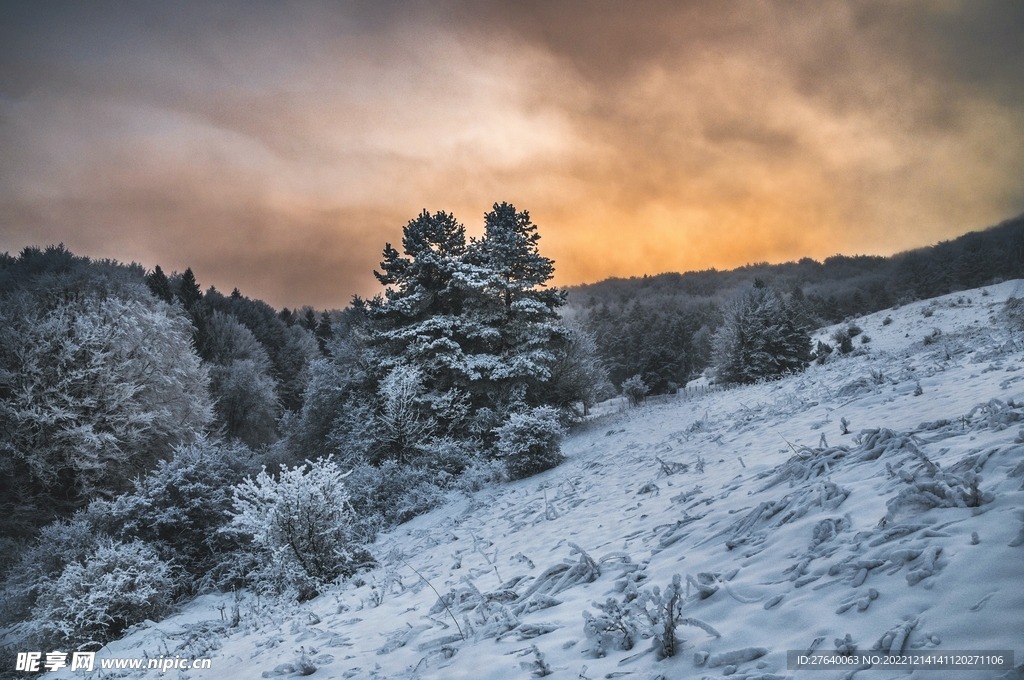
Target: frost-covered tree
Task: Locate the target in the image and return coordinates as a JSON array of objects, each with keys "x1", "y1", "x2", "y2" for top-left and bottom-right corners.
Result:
[
  {"x1": 622, "y1": 374, "x2": 650, "y2": 407},
  {"x1": 375, "y1": 365, "x2": 434, "y2": 462},
  {"x1": 278, "y1": 204, "x2": 570, "y2": 496},
  {"x1": 712, "y1": 282, "x2": 811, "y2": 384},
  {"x1": 0, "y1": 293, "x2": 212, "y2": 537},
  {"x1": 369, "y1": 204, "x2": 569, "y2": 436},
  {"x1": 202, "y1": 311, "x2": 280, "y2": 447},
  {"x1": 544, "y1": 321, "x2": 612, "y2": 417},
  {"x1": 200, "y1": 288, "x2": 319, "y2": 414},
  {"x1": 278, "y1": 321, "x2": 378, "y2": 466},
  {"x1": 228, "y1": 457, "x2": 371, "y2": 599}
]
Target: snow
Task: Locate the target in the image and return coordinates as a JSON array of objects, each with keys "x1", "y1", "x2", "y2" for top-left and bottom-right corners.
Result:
[{"x1": 52, "y1": 281, "x2": 1024, "y2": 680}]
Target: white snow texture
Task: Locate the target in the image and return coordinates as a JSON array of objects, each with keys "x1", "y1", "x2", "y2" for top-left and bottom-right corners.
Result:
[{"x1": 47, "y1": 281, "x2": 1024, "y2": 680}]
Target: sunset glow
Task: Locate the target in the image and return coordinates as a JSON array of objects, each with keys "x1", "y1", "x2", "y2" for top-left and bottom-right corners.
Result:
[{"x1": 2, "y1": 1, "x2": 1023, "y2": 308}]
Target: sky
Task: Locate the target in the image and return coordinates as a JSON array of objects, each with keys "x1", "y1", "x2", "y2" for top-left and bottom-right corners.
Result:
[{"x1": 2, "y1": 1, "x2": 1023, "y2": 310}]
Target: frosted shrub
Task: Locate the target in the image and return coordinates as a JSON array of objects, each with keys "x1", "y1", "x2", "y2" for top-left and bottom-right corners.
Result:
[
  {"x1": 95, "y1": 438, "x2": 256, "y2": 593},
  {"x1": 622, "y1": 374, "x2": 650, "y2": 407},
  {"x1": 582, "y1": 574, "x2": 719, "y2": 660},
  {"x1": 229, "y1": 457, "x2": 369, "y2": 599},
  {"x1": 31, "y1": 539, "x2": 173, "y2": 651},
  {"x1": 814, "y1": 340, "x2": 833, "y2": 365},
  {"x1": 456, "y1": 458, "x2": 508, "y2": 494},
  {"x1": 494, "y1": 407, "x2": 564, "y2": 480},
  {"x1": 0, "y1": 518, "x2": 101, "y2": 625},
  {"x1": 831, "y1": 328, "x2": 854, "y2": 354},
  {"x1": 345, "y1": 461, "x2": 451, "y2": 530}
]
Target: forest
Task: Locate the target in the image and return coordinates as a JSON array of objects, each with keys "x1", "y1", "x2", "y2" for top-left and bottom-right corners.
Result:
[
  {"x1": 570, "y1": 213, "x2": 1024, "y2": 392},
  {"x1": 1, "y1": 206, "x2": 1022, "y2": 654}
]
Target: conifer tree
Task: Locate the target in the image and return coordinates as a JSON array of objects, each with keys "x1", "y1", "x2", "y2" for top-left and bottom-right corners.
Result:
[
  {"x1": 301, "y1": 308, "x2": 318, "y2": 332},
  {"x1": 367, "y1": 203, "x2": 569, "y2": 446},
  {"x1": 712, "y1": 283, "x2": 811, "y2": 384},
  {"x1": 316, "y1": 311, "x2": 334, "y2": 355},
  {"x1": 176, "y1": 267, "x2": 203, "y2": 310},
  {"x1": 145, "y1": 265, "x2": 173, "y2": 303}
]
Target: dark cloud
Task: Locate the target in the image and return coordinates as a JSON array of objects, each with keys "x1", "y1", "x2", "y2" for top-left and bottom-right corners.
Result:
[{"x1": 1, "y1": 0, "x2": 1023, "y2": 307}]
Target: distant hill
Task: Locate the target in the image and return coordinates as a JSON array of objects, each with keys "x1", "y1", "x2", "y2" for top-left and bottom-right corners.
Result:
[
  {"x1": 568, "y1": 213, "x2": 1024, "y2": 316},
  {"x1": 566, "y1": 213, "x2": 1024, "y2": 392}
]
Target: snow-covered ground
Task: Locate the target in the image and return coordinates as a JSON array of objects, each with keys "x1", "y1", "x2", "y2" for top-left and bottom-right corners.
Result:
[{"x1": 56, "y1": 281, "x2": 1024, "y2": 680}]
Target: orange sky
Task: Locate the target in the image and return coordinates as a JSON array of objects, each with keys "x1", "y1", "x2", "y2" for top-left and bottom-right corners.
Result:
[{"x1": 2, "y1": 1, "x2": 1023, "y2": 309}]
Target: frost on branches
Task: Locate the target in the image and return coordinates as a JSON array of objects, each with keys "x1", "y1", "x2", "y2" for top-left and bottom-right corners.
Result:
[
  {"x1": 0, "y1": 292, "x2": 212, "y2": 537},
  {"x1": 494, "y1": 406, "x2": 565, "y2": 480},
  {"x1": 228, "y1": 458, "x2": 371, "y2": 599}
]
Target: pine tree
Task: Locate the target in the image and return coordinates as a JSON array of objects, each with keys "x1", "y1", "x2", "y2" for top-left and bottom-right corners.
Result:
[
  {"x1": 301, "y1": 308, "x2": 318, "y2": 332},
  {"x1": 176, "y1": 267, "x2": 203, "y2": 310},
  {"x1": 374, "y1": 209, "x2": 467, "y2": 319},
  {"x1": 316, "y1": 311, "x2": 333, "y2": 355},
  {"x1": 145, "y1": 265, "x2": 173, "y2": 303},
  {"x1": 712, "y1": 283, "x2": 811, "y2": 384},
  {"x1": 360, "y1": 203, "x2": 569, "y2": 461},
  {"x1": 369, "y1": 204, "x2": 567, "y2": 419}
]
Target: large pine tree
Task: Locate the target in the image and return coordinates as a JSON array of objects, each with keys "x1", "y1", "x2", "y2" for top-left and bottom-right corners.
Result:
[{"x1": 368, "y1": 203, "x2": 569, "y2": 439}]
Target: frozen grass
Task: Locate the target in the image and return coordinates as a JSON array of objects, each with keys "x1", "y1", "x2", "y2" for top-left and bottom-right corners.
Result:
[{"x1": 42, "y1": 281, "x2": 1024, "y2": 680}]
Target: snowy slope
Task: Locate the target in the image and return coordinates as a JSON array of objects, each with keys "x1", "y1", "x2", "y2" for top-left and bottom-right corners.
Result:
[{"x1": 53, "y1": 281, "x2": 1024, "y2": 680}]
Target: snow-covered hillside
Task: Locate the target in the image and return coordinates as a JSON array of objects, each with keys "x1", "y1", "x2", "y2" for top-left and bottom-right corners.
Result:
[{"x1": 56, "y1": 282, "x2": 1024, "y2": 680}]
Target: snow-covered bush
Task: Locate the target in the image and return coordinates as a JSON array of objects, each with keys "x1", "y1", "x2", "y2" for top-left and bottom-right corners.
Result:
[
  {"x1": 416, "y1": 436, "x2": 480, "y2": 476},
  {"x1": 30, "y1": 539, "x2": 174, "y2": 651},
  {"x1": 228, "y1": 457, "x2": 369, "y2": 599},
  {"x1": 1002, "y1": 296, "x2": 1024, "y2": 329},
  {"x1": 582, "y1": 574, "x2": 719, "y2": 660},
  {"x1": 0, "y1": 517, "x2": 101, "y2": 626},
  {"x1": 456, "y1": 458, "x2": 509, "y2": 494},
  {"x1": 345, "y1": 461, "x2": 451, "y2": 530},
  {"x1": 494, "y1": 407, "x2": 565, "y2": 479},
  {"x1": 622, "y1": 374, "x2": 650, "y2": 407},
  {"x1": 93, "y1": 438, "x2": 257, "y2": 593},
  {"x1": 831, "y1": 328, "x2": 855, "y2": 354},
  {"x1": 813, "y1": 340, "x2": 833, "y2": 364}
]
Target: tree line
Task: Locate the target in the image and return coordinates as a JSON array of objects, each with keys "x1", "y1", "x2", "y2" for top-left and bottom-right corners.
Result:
[
  {"x1": 1, "y1": 206, "x2": 1021, "y2": 652},
  {"x1": 0, "y1": 203, "x2": 611, "y2": 650},
  {"x1": 571, "y1": 213, "x2": 1024, "y2": 394}
]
